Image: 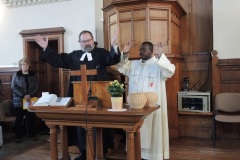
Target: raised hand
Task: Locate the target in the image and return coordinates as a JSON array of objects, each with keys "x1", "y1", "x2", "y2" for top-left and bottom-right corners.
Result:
[
  {"x1": 111, "y1": 27, "x2": 119, "y2": 47},
  {"x1": 34, "y1": 34, "x2": 48, "y2": 50},
  {"x1": 154, "y1": 41, "x2": 163, "y2": 58},
  {"x1": 24, "y1": 94, "x2": 31, "y2": 101},
  {"x1": 123, "y1": 41, "x2": 131, "y2": 54}
]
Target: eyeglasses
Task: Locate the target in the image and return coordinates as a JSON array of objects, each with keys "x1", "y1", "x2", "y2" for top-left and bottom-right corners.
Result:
[{"x1": 80, "y1": 39, "x2": 93, "y2": 44}]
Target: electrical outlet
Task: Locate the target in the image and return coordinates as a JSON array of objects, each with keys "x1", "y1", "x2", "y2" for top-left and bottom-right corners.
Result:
[{"x1": 12, "y1": 61, "x2": 17, "y2": 66}]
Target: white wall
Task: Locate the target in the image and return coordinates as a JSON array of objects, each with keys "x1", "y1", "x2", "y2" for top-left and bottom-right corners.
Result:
[
  {"x1": 213, "y1": 0, "x2": 240, "y2": 59},
  {"x1": 95, "y1": 0, "x2": 104, "y2": 48},
  {"x1": 0, "y1": 0, "x2": 103, "y2": 67}
]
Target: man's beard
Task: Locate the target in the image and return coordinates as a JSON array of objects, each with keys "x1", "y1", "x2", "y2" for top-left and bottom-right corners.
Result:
[{"x1": 82, "y1": 44, "x2": 93, "y2": 52}]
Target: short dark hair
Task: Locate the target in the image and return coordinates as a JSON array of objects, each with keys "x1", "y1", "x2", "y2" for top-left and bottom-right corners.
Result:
[
  {"x1": 79, "y1": 30, "x2": 93, "y2": 41},
  {"x1": 141, "y1": 41, "x2": 153, "y2": 52}
]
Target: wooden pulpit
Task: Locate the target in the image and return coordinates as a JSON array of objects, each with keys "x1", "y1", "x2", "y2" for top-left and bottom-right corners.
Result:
[
  {"x1": 28, "y1": 65, "x2": 161, "y2": 160},
  {"x1": 70, "y1": 64, "x2": 111, "y2": 109},
  {"x1": 73, "y1": 81, "x2": 111, "y2": 108}
]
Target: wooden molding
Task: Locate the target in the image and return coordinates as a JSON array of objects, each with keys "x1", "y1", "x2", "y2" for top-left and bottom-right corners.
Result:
[
  {"x1": 2, "y1": 0, "x2": 71, "y2": 8},
  {"x1": 103, "y1": 0, "x2": 186, "y2": 16},
  {"x1": 19, "y1": 27, "x2": 65, "y2": 37},
  {"x1": 217, "y1": 58, "x2": 240, "y2": 67},
  {"x1": 0, "y1": 67, "x2": 19, "y2": 73}
]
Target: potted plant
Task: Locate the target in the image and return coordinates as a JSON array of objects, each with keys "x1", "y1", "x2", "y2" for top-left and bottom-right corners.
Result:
[
  {"x1": 107, "y1": 80, "x2": 125, "y2": 110},
  {"x1": 107, "y1": 80, "x2": 125, "y2": 97}
]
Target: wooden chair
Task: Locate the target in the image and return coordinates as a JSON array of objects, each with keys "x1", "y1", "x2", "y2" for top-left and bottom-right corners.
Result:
[
  {"x1": 0, "y1": 99, "x2": 31, "y2": 139},
  {"x1": 213, "y1": 93, "x2": 240, "y2": 147},
  {"x1": 0, "y1": 79, "x2": 29, "y2": 138}
]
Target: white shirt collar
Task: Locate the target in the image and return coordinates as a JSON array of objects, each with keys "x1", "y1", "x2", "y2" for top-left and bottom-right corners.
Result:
[{"x1": 80, "y1": 52, "x2": 93, "y2": 61}]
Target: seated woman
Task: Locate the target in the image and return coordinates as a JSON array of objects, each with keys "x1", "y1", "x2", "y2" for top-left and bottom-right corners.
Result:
[{"x1": 11, "y1": 58, "x2": 39, "y2": 143}]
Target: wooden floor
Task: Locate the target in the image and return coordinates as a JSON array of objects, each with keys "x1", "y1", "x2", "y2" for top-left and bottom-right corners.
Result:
[{"x1": 1, "y1": 129, "x2": 240, "y2": 160}]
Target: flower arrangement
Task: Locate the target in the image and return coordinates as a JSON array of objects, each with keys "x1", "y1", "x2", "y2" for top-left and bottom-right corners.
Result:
[{"x1": 107, "y1": 80, "x2": 125, "y2": 97}]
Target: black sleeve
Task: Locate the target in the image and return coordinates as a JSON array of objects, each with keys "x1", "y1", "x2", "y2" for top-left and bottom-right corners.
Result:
[
  {"x1": 39, "y1": 47, "x2": 74, "y2": 69},
  {"x1": 104, "y1": 46, "x2": 121, "y2": 66}
]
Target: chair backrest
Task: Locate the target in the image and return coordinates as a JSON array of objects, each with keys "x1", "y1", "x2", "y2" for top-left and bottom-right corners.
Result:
[
  {"x1": 0, "y1": 79, "x2": 4, "y2": 103},
  {"x1": 215, "y1": 93, "x2": 240, "y2": 112},
  {"x1": 0, "y1": 102, "x2": 6, "y2": 121},
  {"x1": 1, "y1": 99, "x2": 14, "y2": 116},
  {"x1": 0, "y1": 99, "x2": 15, "y2": 122}
]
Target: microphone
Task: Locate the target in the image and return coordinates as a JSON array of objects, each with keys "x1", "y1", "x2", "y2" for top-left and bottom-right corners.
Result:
[
  {"x1": 88, "y1": 64, "x2": 100, "y2": 100},
  {"x1": 87, "y1": 77, "x2": 93, "y2": 98}
]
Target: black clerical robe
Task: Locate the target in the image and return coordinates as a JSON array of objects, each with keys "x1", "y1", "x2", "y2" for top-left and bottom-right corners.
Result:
[
  {"x1": 40, "y1": 46, "x2": 120, "y2": 97},
  {"x1": 39, "y1": 46, "x2": 120, "y2": 151}
]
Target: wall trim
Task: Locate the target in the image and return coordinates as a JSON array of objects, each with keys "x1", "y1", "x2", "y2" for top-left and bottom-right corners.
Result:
[
  {"x1": 2, "y1": 0, "x2": 72, "y2": 8},
  {"x1": 0, "y1": 67, "x2": 18, "y2": 72}
]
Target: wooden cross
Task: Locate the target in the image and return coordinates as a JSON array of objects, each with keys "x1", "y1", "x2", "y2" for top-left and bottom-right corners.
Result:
[{"x1": 70, "y1": 64, "x2": 97, "y2": 106}]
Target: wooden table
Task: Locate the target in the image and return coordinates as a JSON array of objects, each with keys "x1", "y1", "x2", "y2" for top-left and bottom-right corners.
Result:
[{"x1": 29, "y1": 105, "x2": 159, "y2": 160}]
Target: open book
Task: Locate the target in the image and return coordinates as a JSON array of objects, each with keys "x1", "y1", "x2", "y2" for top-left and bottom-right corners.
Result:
[
  {"x1": 23, "y1": 97, "x2": 38, "y2": 110},
  {"x1": 33, "y1": 94, "x2": 71, "y2": 106}
]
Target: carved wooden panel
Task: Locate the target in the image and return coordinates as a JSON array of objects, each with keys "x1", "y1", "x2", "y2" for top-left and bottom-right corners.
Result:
[
  {"x1": 179, "y1": 115, "x2": 212, "y2": 138},
  {"x1": 103, "y1": 0, "x2": 186, "y2": 59},
  {"x1": 178, "y1": 0, "x2": 213, "y2": 54},
  {"x1": 103, "y1": 0, "x2": 213, "y2": 55},
  {"x1": 218, "y1": 59, "x2": 240, "y2": 93},
  {"x1": 212, "y1": 51, "x2": 240, "y2": 139},
  {"x1": 0, "y1": 68, "x2": 18, "y2": 100},
  {"x1": 182, "y1": 53, "x2": 212, "y2": 91},
  {"x1": 73, "y1": 81, "x2": 111, "y2": 108}
]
